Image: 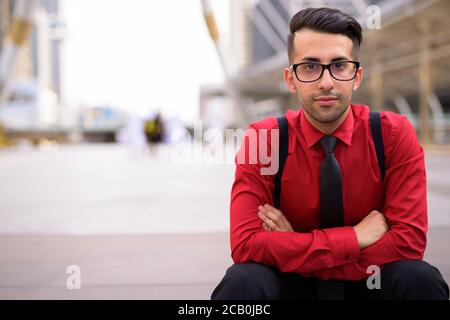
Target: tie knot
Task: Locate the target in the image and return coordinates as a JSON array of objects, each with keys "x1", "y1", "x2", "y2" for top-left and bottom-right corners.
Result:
[{"x1": 320, "y1": 135, "x2": 339, "y2": 153}]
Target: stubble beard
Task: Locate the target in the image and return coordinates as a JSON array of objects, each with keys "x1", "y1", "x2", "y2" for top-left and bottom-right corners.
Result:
[{"x1": 300, "y1": 92, "x2": 350, "y2": 124}]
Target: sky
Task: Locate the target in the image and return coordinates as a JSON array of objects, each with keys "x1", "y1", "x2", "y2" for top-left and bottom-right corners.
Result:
[{"x1": 63, "y1": 0, "x2": 229, "y2": 124}]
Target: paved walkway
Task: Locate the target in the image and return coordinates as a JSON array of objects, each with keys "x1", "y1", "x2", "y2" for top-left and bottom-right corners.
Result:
[
  {"x1": 0, "y1": 233, "x2": 231, "y2": 299},
  {"x1": 0, "y1": 144, "x2": 448, "y2": 299}
]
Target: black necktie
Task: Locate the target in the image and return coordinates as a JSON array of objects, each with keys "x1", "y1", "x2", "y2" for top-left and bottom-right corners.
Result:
[
  {"x1": 320, "y1": 136, "x2": 343, "y2": 228},
  {"x1": 318, "y1": 135, "x2": 345, "y2": 299}
]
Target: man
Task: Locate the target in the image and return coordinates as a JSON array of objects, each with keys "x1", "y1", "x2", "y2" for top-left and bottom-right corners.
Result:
[{"x1": 211, "y1": 7, "x2": 449, "y2": 300}]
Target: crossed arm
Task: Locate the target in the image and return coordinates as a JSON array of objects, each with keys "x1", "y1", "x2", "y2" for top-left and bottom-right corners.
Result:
[
  {"x1": 257, "y1": 204, "x2": 390, "y2": 279},
  {"x1": 258, "y1": 204, "x2": 388, "y2": 251}
]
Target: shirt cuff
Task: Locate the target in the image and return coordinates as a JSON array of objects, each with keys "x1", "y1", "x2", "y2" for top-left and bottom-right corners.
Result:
[{"x1": 324, "y1": 226, "x2": 360, "y2": 266}]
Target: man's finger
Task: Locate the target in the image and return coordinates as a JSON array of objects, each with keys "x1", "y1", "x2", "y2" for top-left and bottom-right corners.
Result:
[
  {"x1": 258, "y1": 210, "x2": 276, "y2": 224},
  {"x1": 258, "y1": 211, "x2": 272, "y2": 224},
  {"x1": 258, "y1": 211, "x2": 278, "y2": 230},
  {"x1": 263, "y1": 207, "x2": 281, "y2": 223},
  {"x1": 258, "y1": 205, "x2": 268, "y2": 214},
  {"x1": 265, "y1": 218, "x2": 278, "y2": 231},
  {"x1": 257, "y1": 211, "x2": 267, "y2": 221},
  {"x1": 264, "y1": 204, "x2": 279, "y2": 213}
]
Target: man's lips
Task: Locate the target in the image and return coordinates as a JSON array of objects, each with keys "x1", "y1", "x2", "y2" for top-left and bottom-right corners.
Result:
[
  {"x1": 314, "y1": 96, "x2": 338, "y2": 101},
  {"x1": 314, "y1": 96, "x2": 338, "y2": 106}
]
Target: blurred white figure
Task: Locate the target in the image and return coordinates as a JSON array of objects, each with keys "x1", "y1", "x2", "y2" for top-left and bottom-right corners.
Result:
[
  {"x1": 116, "y1": 114, "x2": 148, "y2": 158},
  {"x1": 164, "y1": 116, "x2": 188, "y2": 144},
  {"x1": 204, "y1": 97, "x2": 225, "y2": 159}
]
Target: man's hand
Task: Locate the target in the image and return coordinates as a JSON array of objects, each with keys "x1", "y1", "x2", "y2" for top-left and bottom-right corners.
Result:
[
  {"x1": 353, "y1": 210, "x2": 389, "y2": 249},
  {"x1": 257, "y1": 204, "x2": 294, "y2": 232}
]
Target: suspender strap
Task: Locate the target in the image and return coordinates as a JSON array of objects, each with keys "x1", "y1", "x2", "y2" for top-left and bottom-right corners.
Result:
[
  {"x1": 369, "y1": 111, "x2": 386, "y2": 180},
  {"x1": 274, "y1": 116, "x2": 289, "y2": 209}
]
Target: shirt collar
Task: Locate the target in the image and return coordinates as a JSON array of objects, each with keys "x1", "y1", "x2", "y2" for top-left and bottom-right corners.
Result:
[{"x1": 300, "y1": 105, "x2": 355, "y2": 149}]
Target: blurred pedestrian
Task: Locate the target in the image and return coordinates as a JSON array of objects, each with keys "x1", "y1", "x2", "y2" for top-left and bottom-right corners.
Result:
[{"x1": 144, "y1": 111, "x2": 165, "y2": 156}]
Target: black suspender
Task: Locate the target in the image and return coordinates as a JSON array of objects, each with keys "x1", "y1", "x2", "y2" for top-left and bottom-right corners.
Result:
[
  {"x1": 274, "y1": 116, "x2": 289, "y2": 209},
  {"x1": 369, "y1": 112, "x2": 386, "y2": 179},
  {"x1": 273, "y1": 112, "x2": 385, "y2": 208}
]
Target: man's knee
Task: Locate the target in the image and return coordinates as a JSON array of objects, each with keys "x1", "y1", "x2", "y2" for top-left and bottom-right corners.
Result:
[
  {"x1": 381, "y1": 260, "x2": 449, "y2": 300},
  {"x1": 211, "y1": 263, "x2": 283, "y2": 300}
]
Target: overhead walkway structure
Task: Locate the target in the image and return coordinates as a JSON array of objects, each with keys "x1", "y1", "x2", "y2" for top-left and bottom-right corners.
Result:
[{"x1": 225, "y1": 0, "x2": 450, "y2": 145}]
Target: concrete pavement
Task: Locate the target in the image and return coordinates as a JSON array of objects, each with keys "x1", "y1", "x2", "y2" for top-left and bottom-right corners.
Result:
[{"x1": 0, "y1": 233, "x2": 231, "y2": 299}]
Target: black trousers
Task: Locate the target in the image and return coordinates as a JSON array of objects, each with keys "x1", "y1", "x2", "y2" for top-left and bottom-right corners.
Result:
[{"x1": 211, "y1": 260, "x2": 449, "y2": 300}]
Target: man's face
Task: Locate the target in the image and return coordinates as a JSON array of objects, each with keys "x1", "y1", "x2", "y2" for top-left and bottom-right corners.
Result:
[{"x1": 284, "y1": 29, "x2": 363, "y2": 123}]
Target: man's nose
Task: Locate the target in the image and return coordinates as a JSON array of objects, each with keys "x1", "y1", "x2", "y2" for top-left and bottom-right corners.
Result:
[{"x1": 317, "y1": 68, "x2": 334, "y2": 91}]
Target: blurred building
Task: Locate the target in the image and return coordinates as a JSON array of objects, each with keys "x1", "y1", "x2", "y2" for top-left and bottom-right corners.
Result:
[
  {"x1": 0, "y1": 0, "x2": 66, "y2": 131},
  {"x1": 202, "y1": 0, "x2": 450, "y2": 145},
  {"x1": 0, "y1": 0, "x2": 13, "y2": 54},
  {"x1": 78, "y1": 105, "x2": 125, "y2": 143},
  {"x1": 38, "y1": 0, "x2": 65, "y2": 102}
]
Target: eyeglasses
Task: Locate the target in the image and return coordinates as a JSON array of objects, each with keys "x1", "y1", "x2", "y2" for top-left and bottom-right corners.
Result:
[{"x1": 290, "y1": 60, "x2": 360, "y2": 83}]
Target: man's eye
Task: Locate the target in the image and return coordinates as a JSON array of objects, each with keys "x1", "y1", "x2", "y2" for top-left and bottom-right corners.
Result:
[
  {"x1": 304, "y1": 63, "x2": 316, "y2": 70},
  {"x1": 334, "y1": 62, "x2": 344, "y2": 69}
]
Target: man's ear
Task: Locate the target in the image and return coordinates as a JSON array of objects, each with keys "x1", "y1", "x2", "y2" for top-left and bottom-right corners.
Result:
[
  {"x1": 353, "y1": 66, "x2": 363, "y2": 91},
  {"x1": 284, "y1": 67, "x2": 297, "y2": 93}
]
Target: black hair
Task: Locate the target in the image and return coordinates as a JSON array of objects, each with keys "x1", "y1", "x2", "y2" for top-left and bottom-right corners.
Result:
[{"x1": 287, "y1": 7, "x2": 363, "y2": 62}]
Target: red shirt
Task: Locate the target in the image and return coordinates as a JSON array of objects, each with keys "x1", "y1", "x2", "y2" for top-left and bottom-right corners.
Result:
[{"x1": 230, "y1": 104, "x2": 427, "y2": 280}]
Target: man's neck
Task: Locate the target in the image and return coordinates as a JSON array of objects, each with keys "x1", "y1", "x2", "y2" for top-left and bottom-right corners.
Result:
[{"x1": 304, "y1": 106, "x2": 351, "y2": 135}]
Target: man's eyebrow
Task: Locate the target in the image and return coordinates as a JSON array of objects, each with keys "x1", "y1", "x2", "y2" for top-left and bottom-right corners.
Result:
[
  {"x1": 298, "y1": 56, "x2": 352, "y2": 62},
  {"x1": 331, "y1": 56, "x2": 351, "y2": 62},
  {"x1": 299, "y1": 57, "x2": 321, "y2": 62}
]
